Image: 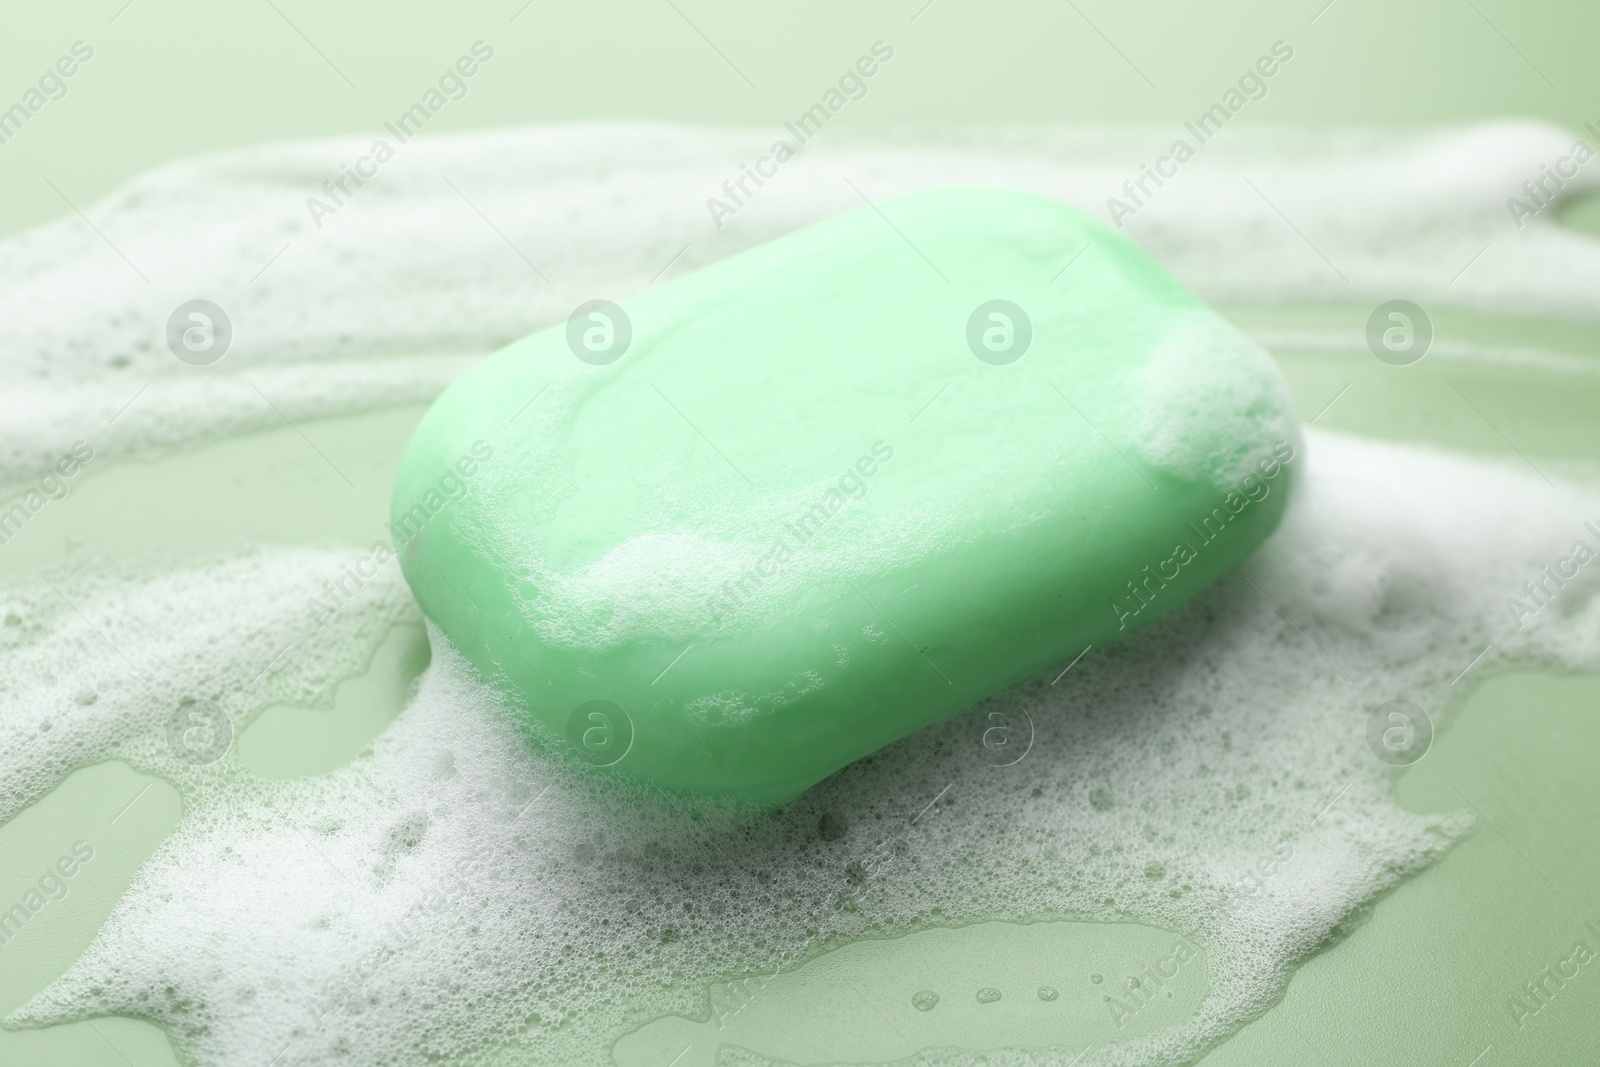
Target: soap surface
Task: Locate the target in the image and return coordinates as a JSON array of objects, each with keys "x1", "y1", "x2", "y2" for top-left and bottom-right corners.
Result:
[{"x1": 392, "y1": 187, "x2": 1300, "y2": 804}]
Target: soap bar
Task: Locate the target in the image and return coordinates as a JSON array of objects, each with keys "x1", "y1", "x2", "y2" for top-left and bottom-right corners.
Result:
[{"x1": 392, "y1": 187, "x2": 1300, "y2": 805}]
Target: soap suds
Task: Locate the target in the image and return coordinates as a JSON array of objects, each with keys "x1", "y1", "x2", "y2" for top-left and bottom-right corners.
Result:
[
  {"x1": 4, "y1": 434, "x2": 1600, "y2": 1067},
  {"x1": 2, "y1": 120, "x2": 1596, "y2": 487},
  {"x1": 2, "y1": 122, "x2": 1600, "y2": 1066},
  {"x1": 1132, "y1": 309, "x2": 1299, "y2": 488},
  {"x1": 0, "y1": 545, "x2": 416, "y2": 828}
]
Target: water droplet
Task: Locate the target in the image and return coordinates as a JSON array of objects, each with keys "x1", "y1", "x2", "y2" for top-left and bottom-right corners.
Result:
[
  {"x1": 976, "y1": 987, "x2": 1001, "y2": 1004},
  {"x1": 74, "y1": 687, "x2": 97, "y2": 705},
  {"x1": 1037, "y1": 986, "x2": 1058, "y2": 1001},
  {"x1": 911, "y1": 990, "x2": 939, "y2": 1012}
]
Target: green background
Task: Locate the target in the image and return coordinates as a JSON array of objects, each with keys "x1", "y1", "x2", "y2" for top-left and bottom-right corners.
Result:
[
  {"x1": 3, "y1": 1, "x2": 1600, "y2": 1065},
  {"x1": 2, "y1": 0, "x2": 1598, "y2": 238}
]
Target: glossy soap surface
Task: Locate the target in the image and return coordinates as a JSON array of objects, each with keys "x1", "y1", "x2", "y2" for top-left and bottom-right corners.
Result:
[{"x1": 392, "y1": 187, "x2": 1300, "y2": 803}]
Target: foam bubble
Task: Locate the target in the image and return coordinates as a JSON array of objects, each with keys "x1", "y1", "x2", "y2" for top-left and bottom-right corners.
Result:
[
  {"x1": 1132, "y1": 309, "x2": 1299, "y2": 488},
  {"x1": 0, "y1": 545, "x2": 417, "y2": 827},
  {"x1": 3, "y1": 432, "x2": 1599, "y2": 1066},
  {"x1": 2, "y1": 121, "x2": 1596, "y2": 486}
]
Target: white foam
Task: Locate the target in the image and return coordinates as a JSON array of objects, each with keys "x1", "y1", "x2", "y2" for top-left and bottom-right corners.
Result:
[
  {"x1": 1132, "y1": 309, "x2": 1298, "y2": 488},
  {"x1": 2, "y1": 120, "x2": 1597, "y2": 486},
  {"x1": 2, "y1": 433, "x2": 1599, "y2": 1067},
  {"x1": 0, "y1": 545, "x2": 417, "y2": 827},
  {"x1": 2, "y1": 122, "x2": 1600, "y2": 1066}
]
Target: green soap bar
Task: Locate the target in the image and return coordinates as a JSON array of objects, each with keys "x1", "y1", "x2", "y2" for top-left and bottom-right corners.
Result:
[{"x1": 392, "y1": 187, "x2": 1300, "y2": 805}]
